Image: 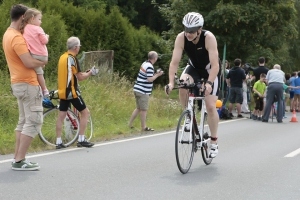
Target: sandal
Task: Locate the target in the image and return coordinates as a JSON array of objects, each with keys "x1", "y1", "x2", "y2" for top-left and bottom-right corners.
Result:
[{"x1": 144, "y1": 127, "x2": 154, "y2": 131}]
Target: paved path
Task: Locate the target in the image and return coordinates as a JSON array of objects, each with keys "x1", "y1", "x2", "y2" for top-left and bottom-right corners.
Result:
[{"x1": 0, "y1": 111, "x2": 300, "y2": 200}]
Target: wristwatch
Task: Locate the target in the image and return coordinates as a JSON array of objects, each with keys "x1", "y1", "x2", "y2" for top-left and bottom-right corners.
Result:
[{"x1": 206, "y1": 81, "x2": 213, "y2": 86}]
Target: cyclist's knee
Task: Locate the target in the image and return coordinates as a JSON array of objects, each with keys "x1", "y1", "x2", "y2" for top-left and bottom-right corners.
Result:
[{"x1": 206, "y1": 100, "x2": 216, "y2": 110}]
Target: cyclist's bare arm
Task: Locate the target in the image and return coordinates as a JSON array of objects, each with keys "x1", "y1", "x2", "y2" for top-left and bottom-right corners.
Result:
[
  {"x1": 205, "y1": 32, "x2": 219, "y2": 95},
  {"x1": 167, "y1": 32, "x2": 185, "y2": 94},
  {"x1": 19, "y1": 52, "x2": 47, "y2": 68}
]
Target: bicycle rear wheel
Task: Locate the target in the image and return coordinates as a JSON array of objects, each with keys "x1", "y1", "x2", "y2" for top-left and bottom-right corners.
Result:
[
  {"x1": 175, "y1": 110, "x2": 195, "y2": 174},
  {"x1": 39, "y1": 108, "x2": 80, "y2": 147},
  {"x1": 201, "y1": 112, "x2": 213, "y2": 165}
]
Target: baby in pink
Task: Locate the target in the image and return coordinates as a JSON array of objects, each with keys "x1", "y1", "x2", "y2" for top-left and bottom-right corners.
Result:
[{"x1": 20, "y1": 8, "x2": 49, "y2": 97}]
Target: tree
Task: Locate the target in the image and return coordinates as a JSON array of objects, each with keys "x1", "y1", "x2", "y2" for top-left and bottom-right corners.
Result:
[{"x1": 156, "y1": 0, "x2": 298, "y2": 71}]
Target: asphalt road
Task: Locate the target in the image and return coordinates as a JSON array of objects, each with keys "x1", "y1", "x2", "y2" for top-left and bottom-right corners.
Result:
[{"x1": 0, "y1": 111, "x2": 300, "y2": 200}]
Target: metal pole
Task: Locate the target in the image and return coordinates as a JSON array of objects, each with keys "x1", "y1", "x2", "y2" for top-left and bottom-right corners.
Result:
[{"x1": 221, "y1": 43, "x2": 226, "y2": 100}]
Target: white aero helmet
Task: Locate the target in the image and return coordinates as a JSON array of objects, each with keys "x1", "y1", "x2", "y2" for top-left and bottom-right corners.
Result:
[{"x1": 182, "y1": 12, "x2": 204, "y2": 33}]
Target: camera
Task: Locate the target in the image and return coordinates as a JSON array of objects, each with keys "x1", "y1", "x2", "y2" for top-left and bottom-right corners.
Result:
[{"x1": 244, "y1": 63, "x2": 252, "y2": 75}]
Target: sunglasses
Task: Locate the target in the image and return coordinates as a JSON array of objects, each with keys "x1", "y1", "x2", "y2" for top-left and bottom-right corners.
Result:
[
  {"x1": 185, "y1": 30, "x2": 197, "y2": 34},
  {"x1": 184, "y1": 26, "x2": 200, "y2": 34}
]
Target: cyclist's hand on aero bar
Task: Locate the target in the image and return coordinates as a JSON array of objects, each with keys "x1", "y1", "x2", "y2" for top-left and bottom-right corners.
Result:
[
  {"x1": 165, "y1": 83, "x2": 174, "y2": 96},
  {"x1": 204, "y1": 83, "x2": 212, "y2": 96}
]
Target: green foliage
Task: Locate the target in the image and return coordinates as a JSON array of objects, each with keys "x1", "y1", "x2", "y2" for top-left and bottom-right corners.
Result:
[
  {"x1": 101, "y1": 6, "x2": 136, "y2": 78},
  {"x1": 0, "y1": 68, "x2": 182, "y2": 154},
  {"x1": 0, "y1": 0, "x2": 169, "y2": 81},
  {"x1": 206, "y1": 1, "x2": 297, "y2": 68}
]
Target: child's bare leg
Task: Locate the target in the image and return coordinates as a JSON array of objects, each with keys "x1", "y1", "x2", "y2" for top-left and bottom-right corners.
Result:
[
  {"x1": 37, "y1": 74, "x2": 46, "y2": 90},
  {"x1": 37, "y1": 74, "x2": 49, "y2": 97}
]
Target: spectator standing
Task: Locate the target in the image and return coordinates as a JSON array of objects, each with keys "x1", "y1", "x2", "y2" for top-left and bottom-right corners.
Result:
[
  {"x1": 291, "y1": 71, "x2": 300, "y2": 112},
  {"x1": 262, "y1": 64, "x2": 285, "y2": 123},
  {"x1": 252, "y1": 73, "x2": 267, "y2": 120},
  {"x1": 290, "y1": 72, "x2": 298, "y2": 111},
  {"x1": 222, "y1": 60, "x2": 231, "y2": 107},
  {"x1": 253, "y1": 57, "x2": 269, "y2": 82},
  {"x1": 226, "y1": 58, "x2": 246, "y2": 118},
  {"x1": 56, "y1": 36, "x2": 98, "y2": 149},
  {"x1": 284, "y1": 73, "x2": 291, "y2": 112},
  {"x1": 3, "y1": 4, "x2": 47, "y2": 170},
  {"x1": 128, "y1": 51, "x2": 163, "y2": 131},
  {"x1": 241, "y1": 65, "x2": 250, "y2": 113}
]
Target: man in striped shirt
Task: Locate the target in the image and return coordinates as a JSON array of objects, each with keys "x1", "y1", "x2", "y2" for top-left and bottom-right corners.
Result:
[{"x1": 129, "y1": 51, "x2": 164, "y2": 131}]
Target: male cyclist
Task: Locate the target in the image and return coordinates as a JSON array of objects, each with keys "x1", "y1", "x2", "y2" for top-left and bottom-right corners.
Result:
[
  {"x1": 55, "y1": 36, "x2": 98, "y2": 149},
  {"x1": 165, "y1": 12, "x2": 221, "y2": 158}
]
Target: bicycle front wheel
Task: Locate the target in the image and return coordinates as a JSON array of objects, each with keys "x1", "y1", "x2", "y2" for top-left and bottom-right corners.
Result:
[
  {"x1": 175, "y1": 110, "x2": 195, "y2": 174},
  {"x1": 201, "y1": 112, "x2": 213, "y2": 165},
  {"x1": 39, "y1": 108, "x2": 80, "y2": 147}
]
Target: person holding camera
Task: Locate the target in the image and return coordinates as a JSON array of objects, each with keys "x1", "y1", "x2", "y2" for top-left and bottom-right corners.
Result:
[
  {"x1": 128, "y1": 51, "x2": 163, "y2": 131},
  {"x1": 55, "y1": 36, "x2": 98, "y2": 149}
]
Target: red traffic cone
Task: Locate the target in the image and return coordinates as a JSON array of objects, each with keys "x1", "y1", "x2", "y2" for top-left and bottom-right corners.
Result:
[{"x1": 290, "y1": 109, "x2": 298, "y2": 122}]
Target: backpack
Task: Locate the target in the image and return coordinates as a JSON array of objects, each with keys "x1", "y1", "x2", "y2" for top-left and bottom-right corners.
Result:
[{"x1": 220, "y1": 107, "x2": 232, "y2": 120}]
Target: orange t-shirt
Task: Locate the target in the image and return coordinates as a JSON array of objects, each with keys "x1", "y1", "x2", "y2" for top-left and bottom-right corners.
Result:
[{"x1": 2, "y1": 27, "x2": 39, "y2": 85}]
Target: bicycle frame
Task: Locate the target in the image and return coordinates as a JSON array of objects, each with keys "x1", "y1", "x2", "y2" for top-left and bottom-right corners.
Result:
[
  {"x1": 173, "y1": 78, "x2": 214, "y2": 173},
  {"x1": 181, "y1": 92, "x2": 208, "y2": 148}
]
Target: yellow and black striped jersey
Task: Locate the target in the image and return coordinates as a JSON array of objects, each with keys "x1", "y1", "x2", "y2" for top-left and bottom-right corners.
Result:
[{"x1": 57, "y1": 52, "x2": 81, "y2": 100}]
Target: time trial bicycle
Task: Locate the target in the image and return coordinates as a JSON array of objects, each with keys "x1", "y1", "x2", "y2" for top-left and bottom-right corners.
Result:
[
  {"x1": 167, "y1": 78, "x2": 218, "y2": 174},
  {"x1": 39, "y1": 90, "x2": 93, "y2": 147}
]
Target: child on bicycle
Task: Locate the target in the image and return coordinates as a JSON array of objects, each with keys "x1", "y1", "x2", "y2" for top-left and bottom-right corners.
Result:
[
  {"x1": 20, "y1": 8, "x2": 49, "y2": 97},
  {"x1": 252, "y1": 73, "x2": 267, "y2": 120}
]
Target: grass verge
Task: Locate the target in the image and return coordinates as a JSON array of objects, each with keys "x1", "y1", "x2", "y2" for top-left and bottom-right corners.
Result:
[{"x1": 0, "y1": 69, "x2": 182, "y2": 155}]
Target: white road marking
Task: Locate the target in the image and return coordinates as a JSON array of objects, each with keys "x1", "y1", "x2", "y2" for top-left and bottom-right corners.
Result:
[
  {"x1": 0, "y1": 120, "x2": 238, "y2": 164},
  {"x1": 284, "y1": 148, "x2": 300, "y2": 157},
  {"x1": 0, "y1": 130, "x2": 176, "y2": 164}
]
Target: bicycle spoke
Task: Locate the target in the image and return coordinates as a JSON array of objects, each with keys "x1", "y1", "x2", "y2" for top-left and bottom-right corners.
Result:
[
  {"x1": 175, "y1": 111, "x2": 194, "y2": 174},
  {"x1": 39, "y1": 108, "x2": 80, "y2": 147}
]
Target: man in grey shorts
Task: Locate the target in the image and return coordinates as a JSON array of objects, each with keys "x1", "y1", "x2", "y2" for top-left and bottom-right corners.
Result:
[
  {"x1": 226, "y1": 58, "x2": 246, "y2": 118},
  {"x1": 128, "y1": 51, "x2": 164, "y2": 131}
]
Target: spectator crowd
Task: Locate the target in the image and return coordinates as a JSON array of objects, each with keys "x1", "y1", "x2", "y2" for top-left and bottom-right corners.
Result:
[{"x1": 222, "y1": 57, "x2": 300, "y2": 122}]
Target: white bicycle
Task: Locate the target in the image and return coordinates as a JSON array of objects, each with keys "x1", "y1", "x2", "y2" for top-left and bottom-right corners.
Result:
[{"x1": 166, "y1": 78, "x2": 215, "y2": 174}]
